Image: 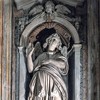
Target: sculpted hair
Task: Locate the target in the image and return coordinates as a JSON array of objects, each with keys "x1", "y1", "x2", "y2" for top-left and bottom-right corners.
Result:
[{"x1": 43, "y1": 33, "x2": 62, "y2": 50}]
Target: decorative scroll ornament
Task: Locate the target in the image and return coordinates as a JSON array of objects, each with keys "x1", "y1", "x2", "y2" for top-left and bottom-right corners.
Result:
[
  {"x1": 14, "y1": 0, "x2": 84, "y2": 10},
  {"x1": 29, "y1": 5, "x2": 43, "y2": 15},
  {"x1": 28, "y1": 1, "x2": 72, "y2": 22}
]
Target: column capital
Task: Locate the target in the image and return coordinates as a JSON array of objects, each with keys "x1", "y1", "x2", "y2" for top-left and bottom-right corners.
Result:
[
  {"x1": 73, "y1": 44, "x2": 82, "y2": 52},
  {"x1": 18, "y1": 46, "x2": 24, "y2": 53},
  {"x1": 73, "y1": 44, "x2": 82, "y2": 48}
]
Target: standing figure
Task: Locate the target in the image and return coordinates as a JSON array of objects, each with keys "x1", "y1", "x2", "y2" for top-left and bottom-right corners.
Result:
[{"x1": 27, "y1": 33, "x2": 69, "y2": 100}]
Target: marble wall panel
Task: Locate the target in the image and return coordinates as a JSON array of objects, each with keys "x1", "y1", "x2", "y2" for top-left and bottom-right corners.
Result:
[{"x1": 0, "y1": 0, "x2": 2, "y2": 100}]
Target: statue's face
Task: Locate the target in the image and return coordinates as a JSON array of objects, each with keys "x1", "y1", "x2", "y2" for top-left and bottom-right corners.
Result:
[{"x1": 48, "y1": 37, "x2": 60, "y2": 51}]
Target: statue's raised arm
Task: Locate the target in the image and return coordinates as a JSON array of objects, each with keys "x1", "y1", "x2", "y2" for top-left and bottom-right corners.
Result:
[
  {"x1": 26, "y1": 42, "x2": 43, "y2": 73},
  {"x1": 26, "y1": 43, "x2": 35, "y2": 73}
]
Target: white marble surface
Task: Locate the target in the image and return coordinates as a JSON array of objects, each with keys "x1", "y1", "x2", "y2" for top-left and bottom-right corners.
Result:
[{"x1": 14, "y1": 0, "x2": 84, "y2": 10}]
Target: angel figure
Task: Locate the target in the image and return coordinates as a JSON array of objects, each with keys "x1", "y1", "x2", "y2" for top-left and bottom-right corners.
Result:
[{"x1": 27, "y1": 33, "x2": 69, "y2": 100}]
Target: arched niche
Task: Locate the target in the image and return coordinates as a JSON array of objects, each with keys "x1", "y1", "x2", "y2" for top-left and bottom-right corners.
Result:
[
  {"x1": 18, "y1": 15, "x2": 81, "y2": 100},
  {"x1": 28, "y1": 22, "x2": 72, "y2": 47},
  {"x1": 20, "y1": 16, "x2": 80, "y2": 47}
]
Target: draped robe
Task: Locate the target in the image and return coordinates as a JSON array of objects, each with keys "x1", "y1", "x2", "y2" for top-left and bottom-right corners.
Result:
[{"x1": 28, "y1": 52, "x2": 69, "y2": 100}]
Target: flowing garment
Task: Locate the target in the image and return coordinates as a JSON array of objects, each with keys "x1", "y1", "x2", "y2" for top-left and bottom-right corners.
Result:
[{"x1": 28, "y1": 52, "x2": 68, "y2": 100}]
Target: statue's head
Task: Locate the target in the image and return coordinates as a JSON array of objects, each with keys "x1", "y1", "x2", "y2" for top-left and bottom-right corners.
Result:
[{"x1": 43, "y1": 33, "x2": 62, "y2": 51}]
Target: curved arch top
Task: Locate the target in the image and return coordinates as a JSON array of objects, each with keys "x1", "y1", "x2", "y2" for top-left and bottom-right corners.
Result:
[
  {"x1": 53, "y1": 17, "x2": 80, "y2": 43},
  {"x1": 20, "y1": 15, "x2": 80, "y2": 46},
  {"x1": 20, "y1": 15, "x2": 46, "y2": 46}
]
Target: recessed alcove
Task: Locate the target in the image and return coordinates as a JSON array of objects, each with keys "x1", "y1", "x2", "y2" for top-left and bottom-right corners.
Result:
[
  {"x1": 16, "y1": 11, "x2": 81, "y2": 99},
  {"x1": 27, "y1": 27, "x2": 75, "y2": 100}
]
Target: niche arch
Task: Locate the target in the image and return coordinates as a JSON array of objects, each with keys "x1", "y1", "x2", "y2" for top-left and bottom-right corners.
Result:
[
  {"x1": 18, "y1": 15, "x2": 81, "y2": 100},
  {"x1": 20, "y1": 16, "x2": 80, "y2": 46}
]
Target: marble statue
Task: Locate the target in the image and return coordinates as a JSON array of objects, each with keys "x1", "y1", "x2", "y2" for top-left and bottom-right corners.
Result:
[{"x1": 26, "y1": 33, "x2": 69, "y2": 100}]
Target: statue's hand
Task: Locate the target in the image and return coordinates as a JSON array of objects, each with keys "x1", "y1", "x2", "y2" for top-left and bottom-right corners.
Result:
[
  {"x1": 26, "y1": 43, "x2": 35, "y2": 57},
  {"x1": 26, "y1": 43, "x2": 35, "y2": 73}
]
